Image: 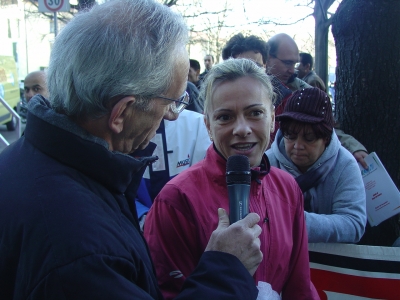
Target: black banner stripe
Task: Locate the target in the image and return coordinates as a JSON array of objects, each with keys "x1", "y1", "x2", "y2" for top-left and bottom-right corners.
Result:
[{"x1": 309, "y1": 251, "x2": 400, "y2": 274}]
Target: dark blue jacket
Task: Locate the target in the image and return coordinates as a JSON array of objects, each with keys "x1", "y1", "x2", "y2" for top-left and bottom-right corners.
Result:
[{"x1": 0, "y1": 96, "x2": 258, "y2": 300}]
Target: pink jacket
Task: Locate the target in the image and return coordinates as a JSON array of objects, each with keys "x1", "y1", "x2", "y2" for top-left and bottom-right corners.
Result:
[{"x1": 144, "y1": 145, "x2": 319, "y2": 300}]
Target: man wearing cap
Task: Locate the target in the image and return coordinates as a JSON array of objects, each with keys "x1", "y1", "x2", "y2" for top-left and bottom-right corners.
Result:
[{"x1": 267, "y1": 87, "x2": 366, "y2": 243}]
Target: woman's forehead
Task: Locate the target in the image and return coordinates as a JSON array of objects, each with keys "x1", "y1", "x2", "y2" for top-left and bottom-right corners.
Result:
[{"x1": 288, "y1": 121, "x2": 314, "y2": 133}]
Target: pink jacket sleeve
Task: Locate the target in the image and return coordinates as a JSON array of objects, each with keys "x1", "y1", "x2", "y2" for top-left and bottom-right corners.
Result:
[
  {"x1": 282, "y1": 185, "x2": 320, "y2": 300},
  {"x1": 144, "y1": 184, "x2": 203, "y2": 300}
]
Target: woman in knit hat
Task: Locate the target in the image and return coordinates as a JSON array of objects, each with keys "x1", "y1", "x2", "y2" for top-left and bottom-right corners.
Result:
[{"x1": 267, "y1": 87, "x2": 367, "y2": 243}]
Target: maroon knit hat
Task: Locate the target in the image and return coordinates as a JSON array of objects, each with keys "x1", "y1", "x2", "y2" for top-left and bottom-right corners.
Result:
[{"x1": 276, "y1": 87, "x2": 334, "y2": 128}]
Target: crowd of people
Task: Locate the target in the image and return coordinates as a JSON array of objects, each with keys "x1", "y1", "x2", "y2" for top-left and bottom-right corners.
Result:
[{"x1": 0, "y1": 0, "x2": 398, "y2": 299}]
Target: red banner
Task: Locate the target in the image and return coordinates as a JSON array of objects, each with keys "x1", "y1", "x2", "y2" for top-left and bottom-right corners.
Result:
[{"x1": 309, "y1": 243, "x2": 400, "y2": 299}]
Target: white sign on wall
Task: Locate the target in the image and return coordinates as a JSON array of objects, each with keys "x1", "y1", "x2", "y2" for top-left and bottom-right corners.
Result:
[{"x1": 38, "y1": 0, "x2": 70, "y2": 13}]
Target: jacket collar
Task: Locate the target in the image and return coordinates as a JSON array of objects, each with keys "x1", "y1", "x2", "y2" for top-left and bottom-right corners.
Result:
[
  {"x1": 302, "y1": 71, "x2": 315, "y2": 82},
  {"x1": 269, "y1": 75, "x2": 292, "y2": 107},
  {"x1": 25, "y1": 96, "x2": 157, "y2": 194}
]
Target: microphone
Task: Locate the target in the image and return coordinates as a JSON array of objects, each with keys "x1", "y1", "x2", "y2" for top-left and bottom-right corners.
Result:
[{"x1": 226, "y1": 155, "x2": 251, "y2": 224}]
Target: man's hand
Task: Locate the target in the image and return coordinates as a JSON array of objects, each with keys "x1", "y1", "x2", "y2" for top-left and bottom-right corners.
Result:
[
  {"x1": 205, "y1": 208, "x2": 263, "y2": 276},
  {"x1": 353, "y1": 150, "x2": 368, "y2": 169}
]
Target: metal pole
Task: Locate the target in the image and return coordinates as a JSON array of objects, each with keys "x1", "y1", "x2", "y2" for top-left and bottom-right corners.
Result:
[
  {"x1": 24, "y1": 1, "x2": 29, "y2": 74},
  {"x1": 54, "y1": 11, "x2": 58, "y2": 37}
]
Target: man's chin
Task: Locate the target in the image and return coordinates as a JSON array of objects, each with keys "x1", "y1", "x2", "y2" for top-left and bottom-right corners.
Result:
[
  {"x1": 127, "y1": 140, "x2": 150, "y2": 154},
  {"x1": 281, "y1": 76, "x2": 289, "y2": 83},
  {"x1": 138, "y1": 140, "x2": 150, "y2": 150}
]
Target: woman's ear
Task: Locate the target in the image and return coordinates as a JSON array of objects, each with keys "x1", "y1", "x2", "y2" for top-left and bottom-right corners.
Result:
[
  {"x1": 204, "y1": 115, "x2": 213, "y2": 142},
  {"x1": 204, "y1": 115, "x2": 210, "y2": 131},
  {"x1": 108, "y1": 96, "x2": 136, "y2": 134}
]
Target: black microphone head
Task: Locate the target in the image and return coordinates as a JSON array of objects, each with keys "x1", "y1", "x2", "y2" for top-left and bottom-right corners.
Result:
[{"x1": 226, "y1": 155, "x2": 251, "y2": 185}]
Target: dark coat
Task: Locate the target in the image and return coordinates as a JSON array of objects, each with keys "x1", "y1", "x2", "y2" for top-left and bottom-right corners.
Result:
[{"x1": 0, "y1": 96, "x2": 258, "y2": 300}]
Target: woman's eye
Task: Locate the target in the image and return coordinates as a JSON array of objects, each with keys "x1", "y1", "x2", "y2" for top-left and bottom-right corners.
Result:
[
  {"x1": 216, "y1": 114, "x2": 231, "y2": 121},
  {"x1": 250, "y1": 110, "x2": 264, "y2": 117},
  {"x1": 304, "y1": 135, "x2": 317, "y2": 142},
  {"x1": 284, "y1": 134, "x2": 295, "y2": 140},
  {"x1": 284, "y1": 133, "x2": 297, "y2": 140}
]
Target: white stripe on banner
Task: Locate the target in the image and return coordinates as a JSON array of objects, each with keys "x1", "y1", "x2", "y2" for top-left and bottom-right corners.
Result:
[
  {"x1": 308, "y1": 243, "x2": 400, "y2": 261},
  {"x1": 324, "y1": 291, "x2": 385, "y2": 300}
]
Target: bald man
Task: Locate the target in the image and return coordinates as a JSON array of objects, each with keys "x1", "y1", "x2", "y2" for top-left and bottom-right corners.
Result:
[
  {"x1": 24, "y1": 71, "x2": 49, "y2": 102},
  {"x1": 266, "y1": 33, "x2": 311, "y2": 91}
]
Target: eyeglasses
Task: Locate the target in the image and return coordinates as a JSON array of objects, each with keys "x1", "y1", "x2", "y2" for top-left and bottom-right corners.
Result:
[
  {"x1": 271, "y1": 55, "x2": 298, "y2": 68},
  {"x1": 157, "y1": 91, "x2": 190, "y2": 114},
  {"x1": 283, "y1": 132, "x2": 319, "y2": 144}
]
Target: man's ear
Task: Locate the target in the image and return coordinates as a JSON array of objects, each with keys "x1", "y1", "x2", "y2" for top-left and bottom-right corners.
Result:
[
  {"x1": 204, "y1": 114, "x2": 213, "y2": 142},
  {"x1": 306, "y1": 63, "x2": 311, "y2": 72},
  {"x1": 108, "y1": 96, "x2": 136, "y2": 134}
]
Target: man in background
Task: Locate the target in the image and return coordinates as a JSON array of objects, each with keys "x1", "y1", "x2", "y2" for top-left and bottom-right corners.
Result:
[
  {"x1": 135, "y1": 107, "x2": 211, "y2": 228},
  {"x1": 222, "y1": 33, "x2": 269, "y2": 69},
  {"x1": 297, "y1": 52, "x2": 326, "y2": 92},
  {"x1": 199, "y1": 54, "x2": 214, "y2": 81},
  {"x1": 188, "y1": 59, "x2": 202, "y2": 89},
  {"x1": 23, "y1": 70, "x2": 48, "y2": 102},
  {"x1": 266, "y1": 33, "x2": 311, "y2": 91}
]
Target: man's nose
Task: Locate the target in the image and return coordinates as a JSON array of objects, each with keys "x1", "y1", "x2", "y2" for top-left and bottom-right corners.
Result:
[{"x1": 25, "y1": 90, "x2": 33, "y2": 101}]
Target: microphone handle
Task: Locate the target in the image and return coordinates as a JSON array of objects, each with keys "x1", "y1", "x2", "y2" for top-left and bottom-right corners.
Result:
[{"x1": 228, "y1": 184, "x2": 250, "y2": 224}]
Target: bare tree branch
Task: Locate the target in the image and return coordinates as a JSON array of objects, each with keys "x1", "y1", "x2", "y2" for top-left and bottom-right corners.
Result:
[
  {"x1": 163, "y1": 0, "x2": 178, "y2": 6},
  {"x1": 259, "y1": 13, "x2": 314, "y2": 26},
  {"x1": 182, "y1": 9, "x2": 230, "y2": 19},
  {"x1": 189, "y1": 20, "x2": 267, "y2": 33}
]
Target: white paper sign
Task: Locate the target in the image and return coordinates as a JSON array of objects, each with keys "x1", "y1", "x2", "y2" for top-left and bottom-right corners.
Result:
[{"x1": 359, "y1": 152, "x2": 400, "y2": 226}]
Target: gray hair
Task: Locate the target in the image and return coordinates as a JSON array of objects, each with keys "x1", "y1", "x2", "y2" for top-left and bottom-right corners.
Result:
[
  {"x1": 200, "y1": 58, "x2": 275, "y2": 117},
  {"x1": 48, "y1": 0, "x2": 188, "y2": 119}
]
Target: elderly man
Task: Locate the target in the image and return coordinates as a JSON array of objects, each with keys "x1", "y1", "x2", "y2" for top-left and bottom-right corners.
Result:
[
  {"x1": 0, "y1": 1, "x2": 262, "y2": 299},
  {"x1": 266, "y1": 33, "x2": 368, "y2": 167},
  {"x1": 23, "y1": 70, "x2": 49, "y2": 102}
]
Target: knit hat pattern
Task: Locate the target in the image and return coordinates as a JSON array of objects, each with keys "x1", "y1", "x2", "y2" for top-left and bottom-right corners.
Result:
[{"x1": 276, "y1": 87, "x2": 334, "y2": 128}]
